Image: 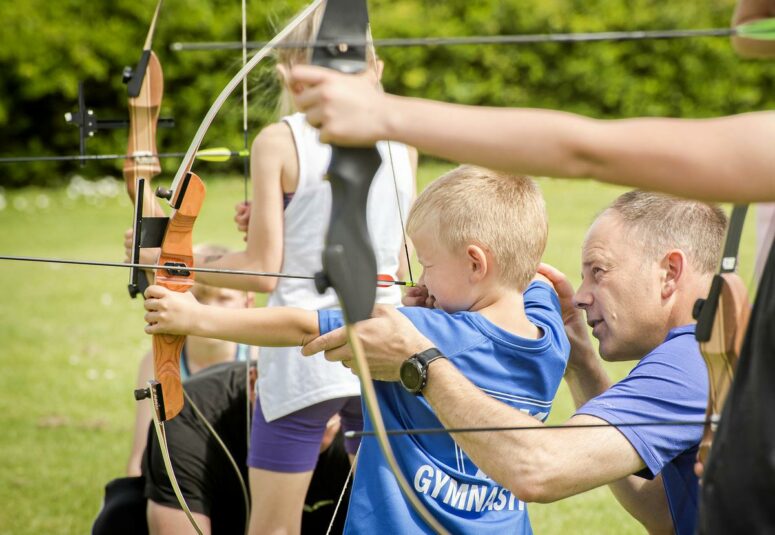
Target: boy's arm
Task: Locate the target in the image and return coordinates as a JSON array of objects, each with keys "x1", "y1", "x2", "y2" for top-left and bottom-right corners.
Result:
[
  {"x1": 733, "y1": 0, "x2": 775, "y2": 58},
  {"x1": 289, "y1": 66, "x2": 775, "y2": 203},
  {"x1": 144, "y1": 285, "x2": 319, "y2": 347}
]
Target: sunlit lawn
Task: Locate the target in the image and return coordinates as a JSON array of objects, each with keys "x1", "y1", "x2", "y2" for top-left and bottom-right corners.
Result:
[{"x1": 0, "y1": 164, "x2": 757, "y2": 534}]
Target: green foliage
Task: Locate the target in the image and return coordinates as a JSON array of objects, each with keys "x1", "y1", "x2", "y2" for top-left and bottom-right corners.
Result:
[{"x1": 1, "y1": 0, "x2": 774, "y2": 187}]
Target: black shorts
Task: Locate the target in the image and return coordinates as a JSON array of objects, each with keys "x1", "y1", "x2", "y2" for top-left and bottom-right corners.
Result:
[{"x1": 141, "y1": 362, "x2": 353, "y2": 534}]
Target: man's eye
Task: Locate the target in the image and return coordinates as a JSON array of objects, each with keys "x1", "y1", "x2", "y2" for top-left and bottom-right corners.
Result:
[{"x1": 592, "y1": 267, "x2": 604, "y2": 277}]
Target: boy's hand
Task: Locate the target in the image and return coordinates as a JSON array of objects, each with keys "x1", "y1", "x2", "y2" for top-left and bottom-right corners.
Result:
[
  {"x1": 281, "y1": 64, "x2": 388, "y2": 146},
  {"x1": 402, "y1": 285, "x2": 436, "y2": 308},
  {"x1": 123, "y1": 228, "x2": 159, "y2": 266},
  {"x1": 536, "y1": 263, "x2": 599, "y2": 373},
  {"x1": 143, "y1": 285, "x2": 201, "y2": 336},
  {"x1": 234, "y1": 201, "x2": 251, "y2": 241}
]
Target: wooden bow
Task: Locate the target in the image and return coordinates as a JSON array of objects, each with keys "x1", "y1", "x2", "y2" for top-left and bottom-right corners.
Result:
[{"x1": 693, "y1": 205, "x2": 751, "y2": 464}]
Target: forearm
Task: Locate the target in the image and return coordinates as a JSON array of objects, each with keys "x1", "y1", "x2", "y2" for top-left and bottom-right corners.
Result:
[
  {"x1": 608, "y1": 475, "x2": 673, "y2": 535},
  {"x1": 193, "y1": 306, "x2": 319, "y2": 347},
  {"x1": 564, "y1": 346, "x2": 613, "y2": 410},
  {"x1": 423, "y1": 359, "x2": 646, "y2": 502},
  {"x1": 385, "y1": 96, "x2": 775, "y2": 202},
  {"x1": 194, "y1": 250, "x2": 281, "y2": 293}
]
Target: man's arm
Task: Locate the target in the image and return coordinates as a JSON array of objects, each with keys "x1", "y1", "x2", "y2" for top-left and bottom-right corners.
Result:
[
  {"x1": 288, "y1": 66, "x2": 775, "y2": 203},
  {"x1": 143, "y1": 285, "x2": 319, "y2": 347},
  {"x1": 733, "y1": 0, "x2": 775, "y2": 58}
]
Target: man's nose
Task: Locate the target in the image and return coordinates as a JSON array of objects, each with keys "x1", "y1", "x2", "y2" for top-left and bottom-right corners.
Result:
[{"x1": 573, "y1": 281, "x2": 592, "y2": 309}]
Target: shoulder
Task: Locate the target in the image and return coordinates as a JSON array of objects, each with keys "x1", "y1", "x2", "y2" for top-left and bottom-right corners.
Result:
[{"x1": 251, "y1": 122, "x2": 294, "y2": 155}]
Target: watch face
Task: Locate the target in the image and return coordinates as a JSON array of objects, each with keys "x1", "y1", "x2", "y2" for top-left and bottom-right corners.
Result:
[{"x1": 400, "y1": 360, "x2": 422, "y2": 392}]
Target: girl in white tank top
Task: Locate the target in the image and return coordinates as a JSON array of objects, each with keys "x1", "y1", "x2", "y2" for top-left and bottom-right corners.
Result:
[{"x1": 177, "y1": 6, "x2": 417, "y2": 531}]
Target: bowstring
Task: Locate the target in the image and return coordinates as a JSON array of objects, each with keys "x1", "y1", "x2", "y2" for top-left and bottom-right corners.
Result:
[
  {"x1": 369, "y1": 35, "x2": 415, "y2": 287},
  {"x1": 239, "y1": 0, "x2": 254, "y2": 496}
]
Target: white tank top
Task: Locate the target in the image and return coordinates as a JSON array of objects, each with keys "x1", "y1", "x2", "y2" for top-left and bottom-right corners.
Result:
[{"x1": 258, "y1": 112, "x2": 414, "y2": 421}]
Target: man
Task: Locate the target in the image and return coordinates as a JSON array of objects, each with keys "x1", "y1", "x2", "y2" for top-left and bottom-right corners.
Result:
[{"x1": 304, "y1": 192, "x2": 727, "y2": 534}]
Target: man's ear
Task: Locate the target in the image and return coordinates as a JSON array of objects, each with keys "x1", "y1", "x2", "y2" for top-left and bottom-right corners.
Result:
[
  {"x1": 466, "y1": 244, "x2": 489, "y2": 282},
  {"x1": 662, "y1": 249, "x2": 686, "y2": 299}
]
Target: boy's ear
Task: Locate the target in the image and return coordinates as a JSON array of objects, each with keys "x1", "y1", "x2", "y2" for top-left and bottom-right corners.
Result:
[{"x1": 466, "y1": 244, "x2": 489, "y2": 281}]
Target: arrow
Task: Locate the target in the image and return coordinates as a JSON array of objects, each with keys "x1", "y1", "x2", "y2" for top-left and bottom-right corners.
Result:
[
  {"x1": 169, "y1": 19, "x2": 775, "y2": 52},
  {"x1": 0, "y1": 254, "x2": 412, "y2": 288},
  {"x1": 0, "y1": 147, "x2": 249, "y2": 165}
]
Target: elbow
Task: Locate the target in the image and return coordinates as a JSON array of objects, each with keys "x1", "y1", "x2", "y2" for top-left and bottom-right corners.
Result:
[
  {"x1": 508, "y1": 474, "x2": 561, "y2": 504},
  {"x1": 252, "y1": 276, "x2": 278, "y2": 293},
  {"x1": 501, "y1": 450, "x2": 565, "y2": 504}
]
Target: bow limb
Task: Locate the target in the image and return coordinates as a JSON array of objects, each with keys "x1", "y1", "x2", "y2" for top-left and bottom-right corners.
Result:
[
  {"x1": 694, "y1": 205, "x2": 751, "y2": 464},
  {"x1": 124, "y1": 0, "x2": 167, "y2": 298},
  {"x1": 164, "y1": 0, "x2": 324, "y2": 201},
  {"x1": 123, "y1": 0, "x2": 165, "y2": 215}
]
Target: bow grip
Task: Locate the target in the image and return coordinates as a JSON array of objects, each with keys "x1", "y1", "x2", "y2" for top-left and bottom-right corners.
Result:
[{"x1": 315, "y1": 146, "x2": 382, "y2": 322}]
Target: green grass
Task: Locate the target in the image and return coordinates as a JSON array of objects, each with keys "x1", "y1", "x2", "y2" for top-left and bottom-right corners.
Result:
[{"x1": 0, "y1": 167, "x2": 757, "y2": 534}]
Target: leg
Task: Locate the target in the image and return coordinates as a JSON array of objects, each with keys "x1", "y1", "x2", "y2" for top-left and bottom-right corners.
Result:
[
  {"x1": 247, "y1": 397, "x2": 347, "y2": 535},
  {"x1": 147, "y1": 499, "x2": 211, "y2": 535},
  {"x1": 247, "y1": 468, "x2": 314, "y2": 535}
]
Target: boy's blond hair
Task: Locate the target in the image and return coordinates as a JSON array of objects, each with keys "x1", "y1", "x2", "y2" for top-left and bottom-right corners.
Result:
[{"x1": 407, "y1": 166, "x2": 547, "y2": 291}]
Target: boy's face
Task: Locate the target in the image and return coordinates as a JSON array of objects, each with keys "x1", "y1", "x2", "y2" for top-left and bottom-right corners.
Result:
[{"x1": 411, "y1": 228, "x2": 477, "y2": 313}]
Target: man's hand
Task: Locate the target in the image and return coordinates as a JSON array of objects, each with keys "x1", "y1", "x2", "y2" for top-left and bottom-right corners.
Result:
[
  {"x1": 282, "y1": 65, "x2": 389, "y2": 146},
  {"x1": 402, "y1": 285, "x2": 436, "y2": 308},
  {"x1": 536, "y1": 263, "x2": 598, "y2": 372},
  {"x1": 234, "y1": 201, "x2": 250, "y2": 241},
  {"x1": 301, "y1": 305, "x2": 434, "y2": 381},
  {"x1": 143, "y1": 285, "x2": 202, "y2": 336}
]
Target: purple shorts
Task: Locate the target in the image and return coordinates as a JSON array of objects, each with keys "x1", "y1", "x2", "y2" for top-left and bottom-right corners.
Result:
[{"x1": 248, "y1": 396, "x2": 363, "y2": 472}]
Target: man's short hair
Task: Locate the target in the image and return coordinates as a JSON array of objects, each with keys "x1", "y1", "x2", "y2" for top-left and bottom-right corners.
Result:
[
  {"x1": 605, "y1": 191, "x2": 728, "y2": 274},
  {"x1": 407, "y1": 165, "x2": 547, "y2": 290}
]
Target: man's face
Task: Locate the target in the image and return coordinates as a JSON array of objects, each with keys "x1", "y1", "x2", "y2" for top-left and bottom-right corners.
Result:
[
  {"x1": 574, "y1": 213, "x2": 669, "y2": 361},
  {"x1": 411, "y1": 227, "x2": 475, "y2": 313}
]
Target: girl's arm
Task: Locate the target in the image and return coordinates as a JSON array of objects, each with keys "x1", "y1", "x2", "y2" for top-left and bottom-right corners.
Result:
[
  {"x1": 144, "y1": 285, "x2": 319, "y2": 347},
  {"x1": 192, "y1": 123, "x2": 297, "y2": 292}
]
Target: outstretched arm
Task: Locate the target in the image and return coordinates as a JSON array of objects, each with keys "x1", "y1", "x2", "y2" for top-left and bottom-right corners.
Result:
[
  {"x1": 143, "y1": 285, "x2": 319, "y2": 347},
  {"x1": 288, "y1": 65, "x2": 775, "y2": 203}
]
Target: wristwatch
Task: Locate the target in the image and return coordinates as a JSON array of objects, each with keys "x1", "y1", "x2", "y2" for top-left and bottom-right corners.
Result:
[{"x1": 399, "y1": 347, "x2": 445, "y2": 395}]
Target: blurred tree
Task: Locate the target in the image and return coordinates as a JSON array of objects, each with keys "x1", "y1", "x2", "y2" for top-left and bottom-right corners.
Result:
[{"x1": 1, "y1": 0, "x2": 773, "y2": 187}]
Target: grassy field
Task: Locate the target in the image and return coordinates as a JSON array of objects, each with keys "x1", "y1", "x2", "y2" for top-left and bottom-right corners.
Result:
[{"x1": 0, "y1": 164, "x2": 757, "y2": 534}]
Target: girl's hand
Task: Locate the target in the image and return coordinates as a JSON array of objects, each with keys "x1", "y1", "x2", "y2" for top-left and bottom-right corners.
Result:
[
  {"x1": 234, "y1": 201, "x2": 251, "y2": 240},
  {"x1": 143, "y1": 285, "x2": 202, "y2": 336}
]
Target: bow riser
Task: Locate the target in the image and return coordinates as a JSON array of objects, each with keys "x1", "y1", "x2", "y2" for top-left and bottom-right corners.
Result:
[
  {"x1": 697, "y1": 272, "x2": 750, "y2": 463},
  {"x1": 316, "y1": 147, "x2": 381, "y2": 321},
  {"x1": 152, "y1": 171, "x2": 206, "y2": 421}
]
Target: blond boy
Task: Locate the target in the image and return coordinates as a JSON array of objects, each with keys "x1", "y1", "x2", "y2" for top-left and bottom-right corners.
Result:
[{"x1": 143, "y1": 166, "x2": 569, "y2": 533}]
